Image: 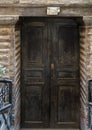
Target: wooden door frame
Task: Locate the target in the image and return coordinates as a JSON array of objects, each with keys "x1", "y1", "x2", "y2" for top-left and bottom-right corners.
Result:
[{"x1": 19, "y1": 17, "x2": 81, "y2": 129}]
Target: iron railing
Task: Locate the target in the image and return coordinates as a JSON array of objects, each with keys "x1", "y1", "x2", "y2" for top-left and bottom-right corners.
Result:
[
  {"x1": 0, "y1": 80, "x2": 12, "y2": 130},
  {"x1": 88, "y1": 80, "x2": 92, "y2": 129}
]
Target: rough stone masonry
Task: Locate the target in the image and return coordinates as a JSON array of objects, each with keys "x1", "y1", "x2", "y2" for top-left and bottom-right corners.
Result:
[{"x1": 0, "y1": 1, "x2": 92, "y2": 130}]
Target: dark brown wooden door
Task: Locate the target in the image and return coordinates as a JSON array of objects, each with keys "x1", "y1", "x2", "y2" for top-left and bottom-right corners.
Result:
[{"x1": 21, "y1": 18, "x2": 80, "y2": 128}]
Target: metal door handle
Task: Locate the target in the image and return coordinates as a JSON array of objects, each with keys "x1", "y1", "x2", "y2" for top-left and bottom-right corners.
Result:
[{"x1": 51, "y1": 63, "x2": 54, "y2": 70}]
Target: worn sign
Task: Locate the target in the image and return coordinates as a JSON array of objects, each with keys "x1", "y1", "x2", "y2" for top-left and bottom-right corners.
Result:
[{"x1": 47, "y1": 7, "x2": 60, "y2": 15}]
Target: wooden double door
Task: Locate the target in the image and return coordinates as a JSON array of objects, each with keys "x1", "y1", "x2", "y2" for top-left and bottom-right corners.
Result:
[{"x1": 21, "y1": 18, "x2": 80, "y2": 128}]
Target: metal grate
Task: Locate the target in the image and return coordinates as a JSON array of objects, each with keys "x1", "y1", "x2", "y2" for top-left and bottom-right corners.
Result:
[{"x1": 0, "y1": 80, "x2": 12, "y2": 130}]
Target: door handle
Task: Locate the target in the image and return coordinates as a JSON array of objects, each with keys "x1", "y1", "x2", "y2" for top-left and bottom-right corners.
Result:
[{"x1": 51, "y1": 63, "x2": 54, "y2": 70}]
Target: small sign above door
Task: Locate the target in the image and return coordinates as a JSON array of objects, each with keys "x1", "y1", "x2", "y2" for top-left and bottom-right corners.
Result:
[{"x1": 47, "y1": 7, "x2": 60, "y2": 15}]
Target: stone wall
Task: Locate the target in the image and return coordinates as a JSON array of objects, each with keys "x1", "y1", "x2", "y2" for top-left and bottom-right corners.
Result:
[
  {"x1": 0, "y1": 4, "x2": 92, "y2": 130},
  {"x1": 0, "y1": 25, "x2": 14, "y2": 79},
  {"x1": 0, "y1": 0, "x2": 18, "y2": 4},
  {"x1": 13, "y1": 26, "x2": 21, "y2": 130},
  {"x1": 0, "y1": 0, "x2": 91, "y2": 4},
  {"x1": 80, "y1": 26, "x2": 89, "y2": 130},
  {"x1": 79, "y1": 18, "x2": 92, "y2": 130},
  {"x1": 20, "y1": 0, "x2": 88, "y2": 4},
  {"x1": 86, "y1": 26, "x2": 92, "y2": 80},
  {"x1": 0, "y1": 16, "x2": 20, "y2": 130}
]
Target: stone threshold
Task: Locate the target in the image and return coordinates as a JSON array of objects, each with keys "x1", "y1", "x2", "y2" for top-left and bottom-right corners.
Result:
[{"x1": 21, "y1": 129, "x2": 80, "y2": 130}]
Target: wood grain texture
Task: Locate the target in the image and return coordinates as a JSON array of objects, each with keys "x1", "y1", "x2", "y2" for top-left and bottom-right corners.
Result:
[{"x1": 21, "y1": 18, "x2": 80, "y2": 129}]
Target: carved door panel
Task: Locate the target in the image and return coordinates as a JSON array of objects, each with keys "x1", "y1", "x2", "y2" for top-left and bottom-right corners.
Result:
[
  {"x1": 21, "y1": 19, "x2": 50, "y2": 128},
  {"x1": 21, "y1": 18, "x2": 80, "y2": 128},
  {"x1": 50, "y1": 19, "x2": 80, "y2": 128}
]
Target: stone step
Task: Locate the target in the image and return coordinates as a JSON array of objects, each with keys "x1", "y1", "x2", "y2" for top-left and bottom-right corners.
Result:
[{"x1": 21, "y1": 129, "x2": 80, "y2": 130}]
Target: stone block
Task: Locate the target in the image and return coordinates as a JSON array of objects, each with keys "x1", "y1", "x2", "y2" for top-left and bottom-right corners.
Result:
[
  {"x1": 20, "y1": 0, "x2": 46, "y2": 4},
  {"x1": 20, "y1": 0, "x2": 88, "y2": 4},
  {"x1": 0, "y1": 0, "x2": 19, "y2": 4}
]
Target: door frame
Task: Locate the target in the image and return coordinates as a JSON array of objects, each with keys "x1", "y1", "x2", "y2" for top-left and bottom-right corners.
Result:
[{"x1": 20, "y1": 16, "x2": 81, "y2": 129}]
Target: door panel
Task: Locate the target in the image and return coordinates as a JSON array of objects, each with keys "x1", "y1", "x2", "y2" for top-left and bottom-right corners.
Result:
[
  {"x1": 52, "y1": 22, "x2": 80, "y2": 128},
  {"x1": 21, "y1": 20, "x2": 50, "y2": 128},
  {"x1": 21, "y1": 18, "x2": 80, "y2": 128}
]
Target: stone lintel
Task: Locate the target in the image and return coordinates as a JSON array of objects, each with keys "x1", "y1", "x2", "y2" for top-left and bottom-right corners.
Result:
[
  {"x1": 0, "y1": 5, "x2": 91, "y2": 17},
  {"x1": 83, "y1": 16, "x2": 92, "y2": 27},
  {"x1": 0, "y1": 15, "x2": 19, "y2": 25}
]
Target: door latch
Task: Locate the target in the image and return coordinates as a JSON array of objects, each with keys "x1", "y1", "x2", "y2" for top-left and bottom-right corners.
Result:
[{"x1": 51, "y1": 63, "x2": 54, "y2": 70}]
